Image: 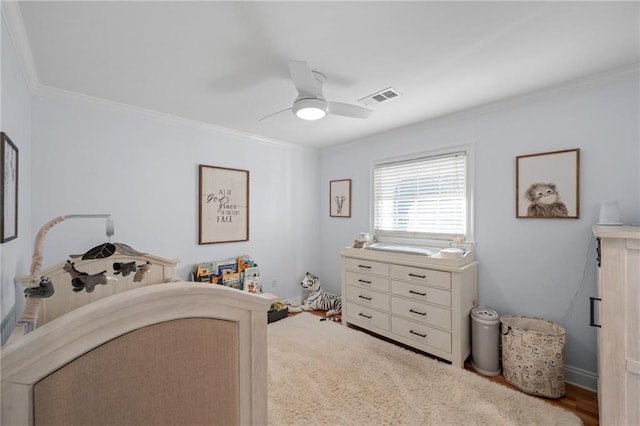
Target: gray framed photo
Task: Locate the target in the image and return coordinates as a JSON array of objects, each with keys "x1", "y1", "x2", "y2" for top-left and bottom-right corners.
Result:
[
  {"x1": 330, "y1": 179, "x2": 351, "y2": 218},
  {"x1": 199, "y1": 165, "x2": 249, "y2": 244},
  {"x1": 516, "y1": 148, "x2": 580, "y2": 219},
  {"x1": 1, "y1": 132, "x2": 18, "y2": 243}
]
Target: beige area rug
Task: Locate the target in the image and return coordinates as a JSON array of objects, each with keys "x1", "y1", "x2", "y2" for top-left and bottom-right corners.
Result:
[{"x1": 268, "y1": 313, "x2": 582, "y2": 426}]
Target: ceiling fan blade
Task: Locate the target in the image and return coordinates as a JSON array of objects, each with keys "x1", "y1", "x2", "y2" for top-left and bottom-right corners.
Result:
[
  {"x1": 259, "y1": 107, "x2": 292, "y2": 122},
  {"x1": 289, "y1": 60, "x2": 318, "y2": 96},
  {"x1": 328, "y1": 101, "x2": 373, "y2": 119}
]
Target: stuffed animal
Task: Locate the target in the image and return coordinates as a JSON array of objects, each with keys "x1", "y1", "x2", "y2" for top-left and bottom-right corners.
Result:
[
  {"x1": 24, "y1": 276, "x2": 55, "y2": 298},
  {"x1": 63, "y1": 260, "x2": 109, "y2": 293},
  {"x1": 133, "y1": 261, "x2": 152, "y2": 282},
  {"x1": 288, "y1": 272, "x2": 342, "y2": 317},
  {"x1": 113, "y1": 261, "x2": 138, "y2": 277}
]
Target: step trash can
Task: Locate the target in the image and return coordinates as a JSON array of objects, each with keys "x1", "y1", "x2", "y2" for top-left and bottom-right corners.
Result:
[
  {"x1": 500, "y1": 315, "x2": 566, "y2": 398},
  {"x1": 471, "y1": 306, "x2": 501, "y2": 376}
]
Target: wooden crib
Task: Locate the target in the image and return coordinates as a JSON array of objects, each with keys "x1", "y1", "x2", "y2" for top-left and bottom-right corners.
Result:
[{"x1": 2, "y1": 249, "x2": 276, "y2": 425}]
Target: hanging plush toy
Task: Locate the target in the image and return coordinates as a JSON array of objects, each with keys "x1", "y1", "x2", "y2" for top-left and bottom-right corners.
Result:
[
  {"x1": 113, "y1": 261, "x2": 138, "y2": 277},
  {"x1": 133, "y1": 261, "x2": 152, "y2": 282},
  {"x1": 63, "y1": 261, "x2": 110, "y2": 293},
  {"x1": 24, "y1": 276, "x2": 55, "y2": 298}
]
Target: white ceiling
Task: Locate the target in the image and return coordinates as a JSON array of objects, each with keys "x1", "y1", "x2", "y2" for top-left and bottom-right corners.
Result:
[{"x1": 6, "y1": 1, "x2": 640, "y2": 148}]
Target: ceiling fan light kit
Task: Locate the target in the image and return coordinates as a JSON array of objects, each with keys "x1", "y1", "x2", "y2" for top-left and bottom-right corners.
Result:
[
  {"x1": 260, "y1": 60, "x2": 373, "y2": 123},
  {"x1": 293, "y1": 97, "x2": 328, "y2": 120}
]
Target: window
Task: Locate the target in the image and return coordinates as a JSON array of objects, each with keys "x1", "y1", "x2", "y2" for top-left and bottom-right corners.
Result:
[{"x1": 373, "y1": 147, "x2": 471, "y2": 242}]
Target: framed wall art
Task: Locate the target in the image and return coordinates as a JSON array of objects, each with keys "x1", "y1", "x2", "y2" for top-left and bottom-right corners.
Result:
[
  {"x1": 330, "y1": 179, "x2": 351, "y2": 218},
  {"x1": 1, "y1": 132, "x2": 18, "y2": 243},
  {"x1": 516, "y1": 148, "x2": 580, "y2": 219},
  {"x1": 199, "y1": 165, "x2": 249, "y2": 244}
]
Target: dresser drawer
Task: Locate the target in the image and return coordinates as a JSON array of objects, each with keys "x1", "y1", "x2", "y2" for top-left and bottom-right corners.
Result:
[
  {"x1": 346, "y1": 286, "x2": 390, "y2": 311},
  {"x1": 346, "y1": 302, "x2": 390, "y2": 331},
  {"x1": 392, "y1": 316, "x2": 451, "y2": 354},
  {"x1": 391, "y1": 281, "x2": 451, "y2": 307},
  {"x1": 391, "y1": 297, "x2": 451, "y2": 330},
  {"x1": 345, "y1": 258, "x2": 389, "y2": 276},
  {"x1": 346, "y1": 271, "x2": 389, "y2": 292},
  {"x1": 390, "y1": 264, "x2": 451, "y2": 289}
]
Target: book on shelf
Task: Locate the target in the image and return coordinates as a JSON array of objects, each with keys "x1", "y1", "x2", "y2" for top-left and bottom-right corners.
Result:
[
  {"x1": 243, "y1": 266, "x2": 260, "y2": 278},
  {"x1": 222, "y1": 272, "x2": 241, "y2": 289},
  {"x1": 194, "y1": 263, "x2": 215, "y2": 283},
  {"x1": 214, "y1": 259, "x2": 238, "y2": 276},
  {"x1": 244, "y1": 275, "x2": 262, "y2": 294},
  {"x1": 193, "y1": 255, "x2": 261, "y2": 293}
]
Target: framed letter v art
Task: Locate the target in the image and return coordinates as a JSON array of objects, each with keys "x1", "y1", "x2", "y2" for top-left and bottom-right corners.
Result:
[
  {"x1": 330, "y1": 179, "x2": 351, "y2": 218},
  {"x1": 199, "y1": 165, "x2": 249, "y2": 244}
]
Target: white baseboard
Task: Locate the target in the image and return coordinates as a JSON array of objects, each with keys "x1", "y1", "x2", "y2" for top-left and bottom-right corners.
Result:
[{"x1": 565, "y1": 364, "x2": 597, "y2": 393}]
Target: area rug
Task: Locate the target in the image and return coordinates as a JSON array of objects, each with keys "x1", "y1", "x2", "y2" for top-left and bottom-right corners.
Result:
[{"x1": 268, "y1": 313, "x2": 582, "y2": 426}]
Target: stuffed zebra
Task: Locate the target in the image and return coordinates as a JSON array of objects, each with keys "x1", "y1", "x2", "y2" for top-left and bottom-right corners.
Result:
[{"x1": 288, "y1": 272, "x2": 342, "y2": 317}]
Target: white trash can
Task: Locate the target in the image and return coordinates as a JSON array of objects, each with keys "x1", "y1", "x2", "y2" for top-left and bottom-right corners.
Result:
[{"x1": 471, "y1": 306, "x2": 501, "y2": 376}]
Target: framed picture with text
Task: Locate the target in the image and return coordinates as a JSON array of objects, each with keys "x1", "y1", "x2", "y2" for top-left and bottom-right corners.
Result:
[
  {"x1": 1, "y1": 132, "x2": 18, "y2": 243},
  {"x1": 330, "y1": 179, "x2": 351, "y2": 218},
  {"x1": 199, "y1": 165, "x2": 249, "y2": 244}
]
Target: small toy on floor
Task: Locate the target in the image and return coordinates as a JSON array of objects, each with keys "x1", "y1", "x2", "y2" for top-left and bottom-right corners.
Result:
[
  {"x1": 287, "y1": 272, "x2": 342, "y2": 317},
  {"x1": 268, "y1": 301, "x2": 289, "y2": 323}
]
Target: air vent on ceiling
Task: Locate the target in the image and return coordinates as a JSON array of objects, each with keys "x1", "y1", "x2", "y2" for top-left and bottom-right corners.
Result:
[{"x1": 358, "y1": 87, "x2": 401, "y2": 107}]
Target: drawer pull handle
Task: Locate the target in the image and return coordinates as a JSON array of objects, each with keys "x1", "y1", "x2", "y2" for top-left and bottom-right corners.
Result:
[
  {"x1": 409, "y1": 273, "x2": 426, "y2": 279},
  {"x1": 358, "y1": 313, "x2": 372, "y2": 319},
  {"x1": 409, "y1": 290, "x2": 427, "y2": 296},
  {"x1": 409, "y1": 309, "x2": 427, "y2": 316},
  {"x1": 358, "y1": 265, "x2": 372, "y2": 269},
  {"x1": 409, "y1": 330, "x2": 427, "y2": 338},
  {"x1": 358, "y1": 295, "x2": 372, "y2": 301},
  {"x1": 589, "y1": 297, "x2": 601, "y2": 328},
  {"x1": 358, "y1": 279, "x2": 372, "y2": 284}
]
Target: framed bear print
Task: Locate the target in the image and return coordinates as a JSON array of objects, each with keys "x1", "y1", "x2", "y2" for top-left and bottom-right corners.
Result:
[
  {"x1": 516, "y1": 148, "x2": 580, "y2": 219},
  {"x1": 199, "y1": 165, "x2": 249, "y2": 244}
]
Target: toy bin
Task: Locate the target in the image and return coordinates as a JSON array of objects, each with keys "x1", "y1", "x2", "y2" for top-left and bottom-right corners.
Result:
[{"x1": 500, "y1": 315, "x2": 566, "y2": 398}]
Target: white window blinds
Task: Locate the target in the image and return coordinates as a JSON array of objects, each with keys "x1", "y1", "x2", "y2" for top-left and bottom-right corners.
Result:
[{"x1": 373, "y1": 151, "x2": 467, "y2": 238}]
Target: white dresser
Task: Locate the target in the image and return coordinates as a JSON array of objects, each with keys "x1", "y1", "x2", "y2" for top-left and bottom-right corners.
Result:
[
  {"x1": 340, "y1": 247, "x2": 478, "y2": 368},
  {"x1": 592, "y1": 225, "x2": 640, "y2": 426}
]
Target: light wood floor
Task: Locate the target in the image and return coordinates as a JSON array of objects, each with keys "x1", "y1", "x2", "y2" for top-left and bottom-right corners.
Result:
[
  {"x1": 294, "y1": 311, "x2": 599, "y2": 425},
  {"x1": 463, "y1": 359, "x2": 599, "y2": 426}
]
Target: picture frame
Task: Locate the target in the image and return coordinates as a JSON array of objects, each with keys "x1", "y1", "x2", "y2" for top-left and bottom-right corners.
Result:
[
  {"x1": 1, "y1": 132, "x2": 18, "y2": 243},
  {"x1": 199, "y1": 165, "x2": 249, "y2": 244},
  {"x1": 330, "y1": 179, "x2": 351, "y2": 218},
  {"x1": 516, "y1": 148, "x2": 580, "y2": 219}
]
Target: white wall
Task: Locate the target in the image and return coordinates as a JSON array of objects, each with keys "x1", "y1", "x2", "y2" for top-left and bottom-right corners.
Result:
[
  {"x1": 1, "y1": 15, "x2": 32, "y2": 319},
  {"x1": 27, "y1": 94, "x2": 321, "y2": 304},
  {"x1": 3, "y1": 2, "x2": 638, "y2": 377},
  {"x1": 318, "y1": 71, "x2": 640, "y2": 374}
]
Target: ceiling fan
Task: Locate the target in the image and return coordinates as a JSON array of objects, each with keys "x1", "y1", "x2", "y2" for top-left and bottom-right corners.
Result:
[{"x1": 259, "y1": 60, "x2": 373, "y2": 122}]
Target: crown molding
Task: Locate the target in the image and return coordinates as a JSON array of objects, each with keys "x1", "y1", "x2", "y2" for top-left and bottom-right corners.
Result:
[
  {"x1": 437, "y1": 64, "x2": 640, "y2": 124},
  {"x1": 3, "y1": 0, "x2": 636, "y2": 151},
  {"x1": 35, "y1": 84, "x2": 312, "y2": 151},
  {"x1": 328, "y1": 63, "x2": 640, "y2": 152},
  {"x1": 469, "y1": 63, "x2": 640, "y2": 116},
  {"x1": 1, "y1": 1, "x2": 39, "y2": 93},
  {"x1": 1, "y1": 2, "x2": 308, "y2": 151}
]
